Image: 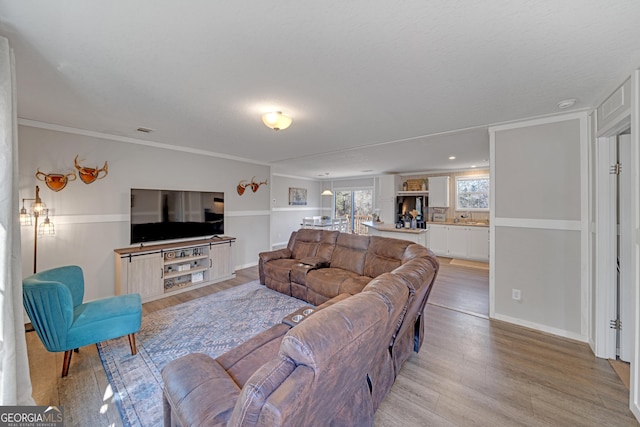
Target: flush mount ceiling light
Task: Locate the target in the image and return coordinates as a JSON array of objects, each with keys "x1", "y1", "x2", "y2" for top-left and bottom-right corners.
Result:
[
  {"x1": 321, "y1": 189, "x2": 333, "y2": 196},
  {"x1": 448, "y1": 156, "x2": 456, "y2": 160},
  {"x1": 262, "y1": 111, "x2": 292, "y2": 131},
  {"x1": 557, "y1": 99, "x2": 576, "y2": 109}
]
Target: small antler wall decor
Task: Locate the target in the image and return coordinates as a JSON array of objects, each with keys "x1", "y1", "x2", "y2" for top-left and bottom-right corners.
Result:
[
  {"x1": 237, "y1": 177, "x2": 268, "y2": 195},
  {"x1": 36, "y1": 169, "x2": 77, "y2": 192},
  {"x1": 74, "y1": 155, "x2": 108, "y2": 184}
]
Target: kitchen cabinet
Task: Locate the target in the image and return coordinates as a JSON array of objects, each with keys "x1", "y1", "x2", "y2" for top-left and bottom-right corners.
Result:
[
  {"x1": 447, "y1": 226, "x2": 468, "y2": 258},
  {"x1": 468, "y1": 227, "x2": 490, "y2": 260},
  {"x1": 426, "y1": 224, "x2": 488, "y2": 261},
  {"x1": 428, "y1": 224, "x2": 448, "y2": 256},
  {"x1": 428, "y1": 176, "x2": 450, "y2": 207}
]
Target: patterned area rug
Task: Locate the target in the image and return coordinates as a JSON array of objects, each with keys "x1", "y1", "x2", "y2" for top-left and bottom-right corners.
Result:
[{"x1": 97, "y1": 281, "x2": 308, "y2": 427}]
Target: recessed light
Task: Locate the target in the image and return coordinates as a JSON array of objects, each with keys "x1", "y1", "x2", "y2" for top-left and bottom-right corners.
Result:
[
  {"x1": 136, "y1": 127, "x2": 154, "y2": 133},
  {"x1": 557, "y1": 99, "x2": 576, "y2": 109},
  {"x1": 362, "y1": 169, "x2": 373, "y2": 173},
  {"x1": 471, "y1": 165, "x2": 477, "y2": 168},
  {"x1": 448, "y1": 156, "x2": 456, "y2": 160}
]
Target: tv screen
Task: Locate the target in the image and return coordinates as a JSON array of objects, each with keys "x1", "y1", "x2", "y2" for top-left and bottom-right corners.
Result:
[{"x1": 130, "y1": 188, "x2": 224, "y2": 244}]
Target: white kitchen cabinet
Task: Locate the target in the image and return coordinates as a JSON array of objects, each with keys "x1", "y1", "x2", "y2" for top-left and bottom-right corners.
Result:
[
  {"x1": 425, "y1": 224, "x2": 489, "y2": 261},
  {"x1": 378, "y1": 175, "x2": 401, "y2": 224},
  {"x1": 468, "y1": 227, "x2": 490, "y2": 260},
  {"x1": 427, "y1": 224, "x2": 448, "y2": 256},
  {"x1": 447, "y1": 226, "x2": 468, "y2": 258},
  {"x1": 428, "y1": 176, "x2": 450, "y2": 207}
]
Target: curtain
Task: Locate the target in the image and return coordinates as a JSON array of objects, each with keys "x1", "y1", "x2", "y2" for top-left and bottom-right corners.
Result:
[{"x1": 0, "y1": 35, "x2": 35, "y2": 405}]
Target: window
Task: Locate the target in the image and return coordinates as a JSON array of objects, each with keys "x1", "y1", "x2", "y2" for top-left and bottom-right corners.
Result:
[{"x1": 455, "y1": 175, "x2": 489, "y2": 211}]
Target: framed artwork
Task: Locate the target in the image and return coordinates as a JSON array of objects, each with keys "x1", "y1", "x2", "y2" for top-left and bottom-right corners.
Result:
[{"x1": 289, "y1": 187, "x2": 307, "y2": 205}]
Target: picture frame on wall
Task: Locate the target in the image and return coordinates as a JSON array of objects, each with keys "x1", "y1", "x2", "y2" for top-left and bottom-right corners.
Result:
[{"x1": 289, "y1": 187, "x2": 307, "y2": 205}]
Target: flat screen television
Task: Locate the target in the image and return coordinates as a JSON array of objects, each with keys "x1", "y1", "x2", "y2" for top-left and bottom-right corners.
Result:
[{"x1": 130, "y1": 188, "x2": 224, "y2": 244}]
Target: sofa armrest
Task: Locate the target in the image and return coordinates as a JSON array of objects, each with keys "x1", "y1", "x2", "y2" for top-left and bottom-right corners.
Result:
[
  {"x1": 259, "y1": 248, "x2": 292, "y2": 263},
  {"x1": 162, "y1": 353, "x2": 240, "y2": 427},
  {"x1": 258, "y1": 248, "x2": 293, "y2": 284}
]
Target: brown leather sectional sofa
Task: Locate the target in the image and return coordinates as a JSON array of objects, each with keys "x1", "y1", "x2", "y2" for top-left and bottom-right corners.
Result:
[{"x1": 161, "y1": 229, "x2": 439, "y2": 426}]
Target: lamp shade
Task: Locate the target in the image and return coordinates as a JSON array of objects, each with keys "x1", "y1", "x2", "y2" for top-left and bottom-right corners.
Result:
[{"x1": 262, "y1": 112, "x2": 292, "y2": 131}]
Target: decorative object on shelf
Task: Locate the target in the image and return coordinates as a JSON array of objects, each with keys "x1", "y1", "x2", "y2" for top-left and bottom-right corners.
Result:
[
  {"x1": 36, "y1": 169, "x2": 76, "y2": 192},
  {"x1": 421, "y1": 178, "x2": 428, "y2": 191},
  {"x1": 74, "y1": 155, "x2": 108, "y2": 184},
  {"x1": 19, "y1": 185, "x2": 55, "y2": 273},
  {"x1": 262, "y1": 111, "x2": 292, "y2": 131},
  {"x1": 289, "y1": 187, "x2": 307, "y2": 205},
  {"x1": 321, "y1": 189, "x2": 333, "y2": 196},
  {"x1": 237, "y1": 176, "x2": 268, "y2": 195},
  {"x1": 406, "y1": 179, "x2": 423, "y2": 191},
  {"x1": 402, "y1": 181, "x2": 408, "y2": 191}
]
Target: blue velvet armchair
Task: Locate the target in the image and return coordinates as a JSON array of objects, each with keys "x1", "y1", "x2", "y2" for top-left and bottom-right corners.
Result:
[{"x1": 22, "y1": 265, "x2": 142, "y2": 377}]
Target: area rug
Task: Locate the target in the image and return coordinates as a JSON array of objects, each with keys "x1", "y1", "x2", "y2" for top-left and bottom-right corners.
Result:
[{"x1": 97, "y1": 281, "x2": 308, "y2": 427}]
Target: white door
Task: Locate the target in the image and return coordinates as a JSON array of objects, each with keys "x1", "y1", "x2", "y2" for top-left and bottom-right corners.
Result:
[{"x1": 619, "y1": 134, "x2": 632, "y2": 362}]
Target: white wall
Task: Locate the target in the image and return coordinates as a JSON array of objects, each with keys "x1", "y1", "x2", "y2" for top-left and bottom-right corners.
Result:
[
  {"x1": 269, "y1": 174, "x2": 323, "y2": 248},
  {"x1": 18, "y1": 124, "x2": 271, "y2": 301},
  {"x1": 489, "y1": 114, "x2": 588, "y2": 341}
]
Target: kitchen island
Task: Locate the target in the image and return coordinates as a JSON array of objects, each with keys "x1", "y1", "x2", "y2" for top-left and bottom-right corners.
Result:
[{"x1": 362, "y1": 221, "x2": 428, "y2": 246}]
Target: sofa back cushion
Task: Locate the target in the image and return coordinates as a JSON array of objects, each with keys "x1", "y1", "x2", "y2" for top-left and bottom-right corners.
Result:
[
  {"x1": 278, "y1": 291, "x2": 387, "y2": 425},
  {"x1": 329, "y1": 233, "x2": 369, "y2": 275},
  {"x1": 363, "y1": 236, "x2": 412, "y2": 278},
  {"x1": 362, "y1": 273, "x2": 411, "y2": 342},
  {"x1": 393, "y1": 245, "x2": 439, "y2": 293},
  {"x1": 291, "y1": 229, "x2": 339, "y2": 260}
]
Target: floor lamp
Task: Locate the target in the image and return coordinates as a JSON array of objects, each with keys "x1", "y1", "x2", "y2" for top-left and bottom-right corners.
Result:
[{"x1": 20, "y1": 185, "x2": 55, "y2": 274}]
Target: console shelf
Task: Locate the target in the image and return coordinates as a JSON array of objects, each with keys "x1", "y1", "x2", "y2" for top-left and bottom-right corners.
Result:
[{"x1": 115, "y1": 236, "x2": 236, "y2": 302}]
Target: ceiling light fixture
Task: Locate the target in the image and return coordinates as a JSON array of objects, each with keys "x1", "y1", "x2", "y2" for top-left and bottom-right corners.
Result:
[
  {"x1": 321, "y1": 189, "x2": 333, "y2": 196},
  {"x1": 448, "y1": 156, "x2": 456, "y2": 160},
  {"x1": 557, "y1": 99, "x2": 576, "y2": 109},
  {"x1": 262, "y1": 111, "x2": 292, "y2": 131}
]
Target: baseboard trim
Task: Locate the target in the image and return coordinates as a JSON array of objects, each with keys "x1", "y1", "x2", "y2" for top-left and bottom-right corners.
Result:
[{"x1": 492, "y1": 313, "x2": 587, "y2": 343}]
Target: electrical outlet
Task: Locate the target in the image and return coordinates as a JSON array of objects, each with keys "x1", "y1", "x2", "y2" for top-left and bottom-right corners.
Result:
[{"x1": 512, "y1": 289, "x2": 522, "y2": 301}]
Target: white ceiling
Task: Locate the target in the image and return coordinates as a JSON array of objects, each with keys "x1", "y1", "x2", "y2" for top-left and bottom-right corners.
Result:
[{"x1": 2, "y1": 1, "x2": 640, "y2": 179}]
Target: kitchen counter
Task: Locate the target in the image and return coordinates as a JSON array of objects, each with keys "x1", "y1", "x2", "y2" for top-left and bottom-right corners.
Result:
[
  {"x1": 362, "y1": 221, "x2": 428, "y2": 246},
  {"x1": 426, "y1": 221, "x2": 489, "y2": 228},
  {"x1": 362, "y1": 221, "x2": 428, "y2": 234}
]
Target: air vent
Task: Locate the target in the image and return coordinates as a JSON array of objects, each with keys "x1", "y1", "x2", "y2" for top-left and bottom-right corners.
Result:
[{"x1": 136, "y1": 127, "x2": 154, "y2": 133}]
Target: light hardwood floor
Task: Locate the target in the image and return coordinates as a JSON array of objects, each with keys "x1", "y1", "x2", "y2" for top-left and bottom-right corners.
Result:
[{"x1": 25, "y1": 261, "x2": 636, "y2": 426}]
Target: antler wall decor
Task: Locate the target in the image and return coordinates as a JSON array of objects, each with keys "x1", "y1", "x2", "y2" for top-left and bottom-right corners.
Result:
[
  {"x1": 74, "y1": 155, "x2": 108, "y2": 184},
  {"x1": 237, "y1": 177, "x2": 268, "y2": 195},
  {"x1": 36, "y1": 169, "x2": 76, "y2": 192}
]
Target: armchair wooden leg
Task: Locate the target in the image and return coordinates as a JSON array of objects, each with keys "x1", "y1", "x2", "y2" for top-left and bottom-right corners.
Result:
[
  {"x1": 128, "y1": 333, "x2": 138, "y2": 356},
  {"x1": 62, "y1": 350, "x2": 73, "y2": 377}
]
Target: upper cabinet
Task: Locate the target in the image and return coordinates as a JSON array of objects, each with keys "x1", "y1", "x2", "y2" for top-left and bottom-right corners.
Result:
[{"x1": 428, "y1": 176, "x2": 450, "y2": 207}]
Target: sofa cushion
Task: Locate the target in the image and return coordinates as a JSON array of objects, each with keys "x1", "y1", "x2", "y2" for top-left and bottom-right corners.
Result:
[
  {"x1": 162, "y1": 353, "x2": 240, "y2": 427},
  {"x1": 363, "y1": 236, "x2": 412, "y2": 278},
  {"x1": 329, "y1": 233, "x2": 369, "y2": 275},
  {"x1": 306, "y1": 268, "x2": 364, "y2": 300},
  {"x1": 217, "y1": 323, "x2": 291, "y2": 388},
  {"x1": 289, "y1": 229, "x2": 339, "y2": 261}
]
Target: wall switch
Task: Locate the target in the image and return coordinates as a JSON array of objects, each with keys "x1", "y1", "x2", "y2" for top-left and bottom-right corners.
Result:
[{"x1": 512, "y1": 289, "x2": 522, "y2": 301}]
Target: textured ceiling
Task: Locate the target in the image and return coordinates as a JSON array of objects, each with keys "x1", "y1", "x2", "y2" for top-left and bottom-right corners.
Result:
[{"x1": 1, "y1": 1, "x2": 640, "y2": 178}]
